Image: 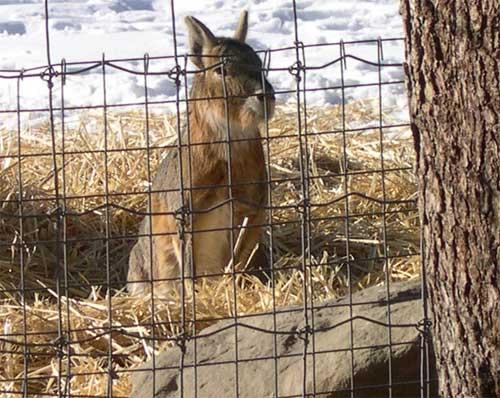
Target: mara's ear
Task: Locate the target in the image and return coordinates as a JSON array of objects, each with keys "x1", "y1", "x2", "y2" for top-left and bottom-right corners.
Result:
[
  {"x1": 185, "y1": 16, "x2": 216, "y2": 69},
  {"x1": 233, "y1": 10, "x2": 248, "y2": 42}
]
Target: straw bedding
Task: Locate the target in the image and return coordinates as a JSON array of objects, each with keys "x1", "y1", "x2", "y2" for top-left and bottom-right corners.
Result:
[{"x1": 0, "y1": 101, "x2": 418, "y2": 397}]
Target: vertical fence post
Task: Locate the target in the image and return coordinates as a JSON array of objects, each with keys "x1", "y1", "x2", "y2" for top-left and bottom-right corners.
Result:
[{"x1": 43, "y1": 1, "x2": 65, "y2": 396}]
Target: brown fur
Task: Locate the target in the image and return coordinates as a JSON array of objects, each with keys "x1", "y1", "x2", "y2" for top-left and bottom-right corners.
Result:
[{"x1": 127, "y1": 11, "x2": 275, "y2": 296}]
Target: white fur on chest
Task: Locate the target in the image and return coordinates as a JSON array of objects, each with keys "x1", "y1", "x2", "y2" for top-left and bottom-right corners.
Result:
[{"x1": 205, "y1": 110, "x2": 259, "y2": 143}]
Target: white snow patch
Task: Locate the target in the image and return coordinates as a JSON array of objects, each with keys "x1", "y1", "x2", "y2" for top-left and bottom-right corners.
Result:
[{"x1": 0, "y1": 0, "x2": 409, "y2": 125}]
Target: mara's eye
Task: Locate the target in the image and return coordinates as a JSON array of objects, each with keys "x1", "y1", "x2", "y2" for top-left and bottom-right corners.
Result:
[{"x1": 214, "y1": 65, "x2": 227, "y2": 76}]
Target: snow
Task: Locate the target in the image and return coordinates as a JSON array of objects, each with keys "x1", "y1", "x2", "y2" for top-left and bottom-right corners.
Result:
[{"x1": 0, "y1": 0, "x2": 408, "y2": 123}]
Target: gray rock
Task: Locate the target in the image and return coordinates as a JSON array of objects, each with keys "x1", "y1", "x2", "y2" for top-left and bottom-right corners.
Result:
[{"x1": 131, "y1": 280, "x2": 437, "y2": 397}]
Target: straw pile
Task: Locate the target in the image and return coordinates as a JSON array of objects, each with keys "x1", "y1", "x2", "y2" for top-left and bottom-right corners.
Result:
[{"x1": 0, "y1": 100, "x2": 419, "y2": 397}]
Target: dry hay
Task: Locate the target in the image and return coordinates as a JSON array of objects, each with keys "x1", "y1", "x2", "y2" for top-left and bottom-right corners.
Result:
[{"x1": 0, "y1": 100, "x2": 419, "y2": 397}]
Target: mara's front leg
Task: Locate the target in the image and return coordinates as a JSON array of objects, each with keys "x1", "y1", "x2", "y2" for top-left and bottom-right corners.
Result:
[
  {"x1": 233, "y1": 208, "x2": 266, "y2": 270},
  {"x1": 191, "y1": 203, "x2": 232, "y2": 277}
]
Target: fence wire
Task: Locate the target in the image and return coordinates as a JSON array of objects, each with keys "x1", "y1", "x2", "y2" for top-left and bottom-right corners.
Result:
[{"x1": 0, "y1": 0, "x2": 434, "y2": 397}]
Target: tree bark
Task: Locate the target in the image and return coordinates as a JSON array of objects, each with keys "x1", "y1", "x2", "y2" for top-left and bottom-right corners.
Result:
[{"x1": 401, "y1": 1, "x2": 499, "y2": 397}]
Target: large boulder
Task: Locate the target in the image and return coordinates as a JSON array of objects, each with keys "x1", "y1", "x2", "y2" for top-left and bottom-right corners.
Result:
[{"x1": 130, "y1": 280, "x2": 437, "y2": 397}]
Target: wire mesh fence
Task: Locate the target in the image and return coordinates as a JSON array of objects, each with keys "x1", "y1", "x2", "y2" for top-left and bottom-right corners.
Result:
[{"x1": 0, "y1": 0, "x2": 434, "y2": 397}]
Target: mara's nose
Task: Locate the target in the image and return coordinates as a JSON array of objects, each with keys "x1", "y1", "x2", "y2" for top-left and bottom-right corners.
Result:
[{"x1": 256, "y1": 89, "x2": 275, "y2": 102}]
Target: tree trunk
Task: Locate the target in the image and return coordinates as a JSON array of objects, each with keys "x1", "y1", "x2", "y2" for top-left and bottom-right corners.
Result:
[{"x1": 401, "y1": 1, "x2": 499, "y2": 397}]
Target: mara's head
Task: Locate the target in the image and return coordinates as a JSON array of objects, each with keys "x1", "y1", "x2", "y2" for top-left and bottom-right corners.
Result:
[{"x1": 185, "y1": 11, "x2": 275, "y2": 130}]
